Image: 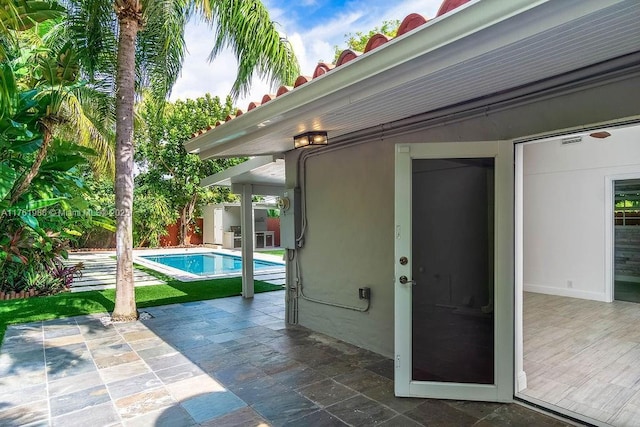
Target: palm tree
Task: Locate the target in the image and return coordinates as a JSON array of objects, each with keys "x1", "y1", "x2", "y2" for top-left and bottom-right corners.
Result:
[
  {"x1": 64, "y1": 0, "x2": 300, "y2": 321},
  {"x1": 6, "y1": 20, "x2": 116, "y2": 204}
]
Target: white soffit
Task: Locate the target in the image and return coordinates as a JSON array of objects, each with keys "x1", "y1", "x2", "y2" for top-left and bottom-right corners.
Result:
[
  {"x1": 200, "y1": 156, "x2": 285, "y2": 188},
  {"x1": 186, "y1": 0, "x2": 640, "y2": 159}
]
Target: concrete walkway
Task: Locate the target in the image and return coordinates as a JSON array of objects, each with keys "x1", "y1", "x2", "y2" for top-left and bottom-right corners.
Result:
[{"x1": 0, "y1": 290, "x2": 572, "y2": 426}]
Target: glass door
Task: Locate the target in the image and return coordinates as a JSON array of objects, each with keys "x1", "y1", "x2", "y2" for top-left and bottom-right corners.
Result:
[
  {"x1": 614, "y1": 179, "x2": 640, "y2": 302},
  {"x1": 394, "y1": 141, "x2": 513, "y2": 401}
]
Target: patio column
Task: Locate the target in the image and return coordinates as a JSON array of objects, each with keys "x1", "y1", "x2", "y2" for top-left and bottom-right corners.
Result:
[{"x1": 240, "y1": 184, "x2": 254, "y2": 298}]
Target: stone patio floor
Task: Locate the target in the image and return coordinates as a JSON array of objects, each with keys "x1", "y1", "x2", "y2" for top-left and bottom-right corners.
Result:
[{"x1": 0, "y1": 290, "x2": 574, "y2": 426}]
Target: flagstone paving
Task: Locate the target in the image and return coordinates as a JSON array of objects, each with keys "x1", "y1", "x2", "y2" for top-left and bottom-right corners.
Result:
[{"x1": 0, "y1": 290, "x2": 573, "y2": 426}]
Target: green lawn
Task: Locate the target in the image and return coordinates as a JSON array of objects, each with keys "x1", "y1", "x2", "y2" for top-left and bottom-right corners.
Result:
[
  {"x1": 0, "y1": 271, "x2": 282, "y2": 345},
  {"x1": 259, "y1": 249, "x2": 286, "y2": 257}
]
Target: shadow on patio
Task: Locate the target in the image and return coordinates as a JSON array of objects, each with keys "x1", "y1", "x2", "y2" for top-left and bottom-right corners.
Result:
[{"x1": 0, "y1": 290, "x2": 571, "y2": 426}]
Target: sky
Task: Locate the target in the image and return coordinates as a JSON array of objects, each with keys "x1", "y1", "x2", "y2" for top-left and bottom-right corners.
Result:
[{"x1": 169, "y1": 0, "x2": 443, "y2": 107}]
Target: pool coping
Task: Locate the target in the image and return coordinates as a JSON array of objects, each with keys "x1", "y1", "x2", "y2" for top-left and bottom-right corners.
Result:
[{"x1": 132, "y1": 247, "x2": 285, "y2": 282}]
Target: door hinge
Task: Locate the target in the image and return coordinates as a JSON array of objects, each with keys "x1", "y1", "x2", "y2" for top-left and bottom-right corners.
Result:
[{"x1": 396, "y1": 354, "x2": 401, "y2": 368}]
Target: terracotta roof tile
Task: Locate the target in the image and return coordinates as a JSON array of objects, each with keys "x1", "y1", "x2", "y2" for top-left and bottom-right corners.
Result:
[
  {"x1": 313, "y1": 62, "x2": 335, "y2": 78},
  {"x1": 437, "y1": 0, "x2": 470, "y2": 17},
  {"x1": 294, "y1": 75, "x2": 313, "y2": 87},
  {"x1": 276, "y1": 85, "x2": 293, "y2": 96},
  {"x1": 261, "y1": 94, "x2": 276, "y2": 104},
  {"x1": 364, "y1": 33, "x2": 391, "y2": 53},
  {"x1": 189, "y1": 0, "x2": 472, "y2": 140},
  {"x1": 397, "y1": 13, "x2": 428, "y2": 36},
  {"x1": 335, "y1": 49, "x2": 360, "y2": 67}
]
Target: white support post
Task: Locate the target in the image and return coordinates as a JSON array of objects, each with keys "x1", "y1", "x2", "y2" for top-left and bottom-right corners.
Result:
[{"x1": 240, "y1": 184, "x2": 255, "y2": 298}]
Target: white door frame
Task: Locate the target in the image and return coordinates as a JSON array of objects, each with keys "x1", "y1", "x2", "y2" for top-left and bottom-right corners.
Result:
[{"x1": 394, "y1": 141, "x2": 514, "y2": 402}]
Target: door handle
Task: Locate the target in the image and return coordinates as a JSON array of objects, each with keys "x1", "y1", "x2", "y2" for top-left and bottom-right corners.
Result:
[{"x1": 399, "y1": 276, "x2": 416, "y2": 286}]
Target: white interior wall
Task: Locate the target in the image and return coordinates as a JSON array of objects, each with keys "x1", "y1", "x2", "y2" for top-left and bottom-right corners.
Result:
[{"x1": 523, "y1": 125, "x2": 640, "y2": 301}]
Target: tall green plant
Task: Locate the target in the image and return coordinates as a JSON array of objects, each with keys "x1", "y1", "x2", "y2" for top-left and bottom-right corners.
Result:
[
  {"x1": 0, "y1": 0, "x2": 65, "y2": 113},
  {"x1": 136, "y1": 94, "x2": 241, "y2": 246},
  {"x1": 0, "y1": 15, "x2": 115, "y2": 294},
  {"x1": 0, "y1": 87, "x2": 111, "y2": 294}
]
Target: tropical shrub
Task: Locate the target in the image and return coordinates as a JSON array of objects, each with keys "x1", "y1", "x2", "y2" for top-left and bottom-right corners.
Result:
[{"x1": 0, "y1": 63, "x2": 111, "y2": 295}]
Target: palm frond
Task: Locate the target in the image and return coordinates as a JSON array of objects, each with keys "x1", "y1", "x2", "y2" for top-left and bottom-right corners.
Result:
[
  {"x1": 136, "y1": 0, "x2": 189, "y2": 103},
  {"x1": 200, "y1": 0, "x2": 300, "y2": 98},
  {"x1": 53, "y1": 89, "x2": 115, "y2": 178},
  {"x1": 62, "y1": 0, "x2": 118, "y2": 82}
]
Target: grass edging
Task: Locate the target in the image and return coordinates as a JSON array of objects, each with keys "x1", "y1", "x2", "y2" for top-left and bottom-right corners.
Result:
[{"x1": 0, "y1": 265, "x2": 283, "y2": 345}]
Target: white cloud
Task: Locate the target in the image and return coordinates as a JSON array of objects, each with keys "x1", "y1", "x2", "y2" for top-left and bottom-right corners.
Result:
[{"x1": 170, "y1": 0, "x2": 444, "y2": 109}]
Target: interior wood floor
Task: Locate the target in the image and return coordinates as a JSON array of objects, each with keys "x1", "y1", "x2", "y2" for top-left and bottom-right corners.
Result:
[{"x1": 521, "y1": 292, "x2": 640, "y2": 426}]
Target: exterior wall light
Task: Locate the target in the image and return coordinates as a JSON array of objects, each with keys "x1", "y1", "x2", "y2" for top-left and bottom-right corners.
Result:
[{"x1": 293, "y1": 131, "x2": 328, "y2": 149}]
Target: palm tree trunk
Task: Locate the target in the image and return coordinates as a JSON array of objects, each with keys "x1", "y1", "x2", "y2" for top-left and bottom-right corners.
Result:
[
  {"x1": 10, "y1": 125, "x2": 53, "y2": 205},
  {"x1": 112, "y1": 10, "x2": 140, "y2": 322}
]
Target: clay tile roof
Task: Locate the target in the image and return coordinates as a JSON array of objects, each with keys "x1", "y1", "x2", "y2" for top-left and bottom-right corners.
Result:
[
  {"x1": 335, "y1": 49, "x2": 361, "y2": 67},
  {"x1": 261, "y1": 94, "x2": 276, "y2": 104},
  {"x1": 437, "y1": 0, "x2": 470, "y2": 17},
  {"x1": 190, "y1": 0, "x2": 472, "y2": 141},
  {"x1": 364, "y1": 33, "x2": 391, "y2": 53},
  {"x1": 294, "y1": 75, "x2": 312, "y2": 87},
  {"x1": 397, "y1": 13, "x2": 429, "y2": 37},
  {"x1": 276, "y1": 85, "x2": 292, "y2": 97},
  {"x1": 313, "y1": 62, "x2": 335, "y2": 78}
]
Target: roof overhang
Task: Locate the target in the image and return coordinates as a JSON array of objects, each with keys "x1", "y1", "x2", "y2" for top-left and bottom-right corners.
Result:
[
  {"x1": 185, "y1": 0, "x2": 640, "y2": 159},
  {"x1": 200, "y1": 155, "x2": 285, "y2": 196}
]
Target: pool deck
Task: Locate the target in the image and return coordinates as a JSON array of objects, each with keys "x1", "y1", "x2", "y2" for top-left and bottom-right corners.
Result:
[
  {"x1": 132, "y1": 247, "x2": 285, "y2": 283},
  {"x1": 0, "y1": 290, "x2": 572, "y2": 426},
  {"x1": 66, "y1": 248, "x2": 285, "y2": 293}
]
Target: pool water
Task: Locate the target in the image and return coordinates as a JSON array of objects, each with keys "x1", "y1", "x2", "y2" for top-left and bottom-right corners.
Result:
[{"x1": 141, "y1": 253, "x2": 283, "y2": 276}]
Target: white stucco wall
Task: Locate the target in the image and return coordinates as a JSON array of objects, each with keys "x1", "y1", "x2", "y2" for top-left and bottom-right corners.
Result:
[
  {"x1": 223, "y1": 206, "x2": 240, "y2": 230},
  {"x1": 202, "y1": 205, "x2": 215, "y2": 244},
  {"x1": 523, "y1": 125, "x2": 640, "y2": 301},
  {"x1": 254, "y1": 209, "x2": 268, "y2": 232}
]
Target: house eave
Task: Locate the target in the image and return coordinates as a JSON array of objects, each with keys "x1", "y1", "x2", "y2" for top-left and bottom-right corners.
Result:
[{"x1": 185, "y1": 0, "x2": 639, "y2": 159}]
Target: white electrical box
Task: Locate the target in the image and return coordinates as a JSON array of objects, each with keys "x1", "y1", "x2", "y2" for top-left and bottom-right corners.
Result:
[{"x1": 279, "y1": 187, "x2": 301, "y2": 249}]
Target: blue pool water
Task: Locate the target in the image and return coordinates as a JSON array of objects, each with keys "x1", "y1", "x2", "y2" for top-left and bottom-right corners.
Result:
[{"x1": 141, "y1": 253, "x2": 283, "y2": 276}]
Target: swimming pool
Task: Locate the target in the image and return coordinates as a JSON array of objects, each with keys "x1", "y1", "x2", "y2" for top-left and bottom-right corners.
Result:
[{"x1": 140, "y1": 252, "x2": 284, "y2": 277}]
